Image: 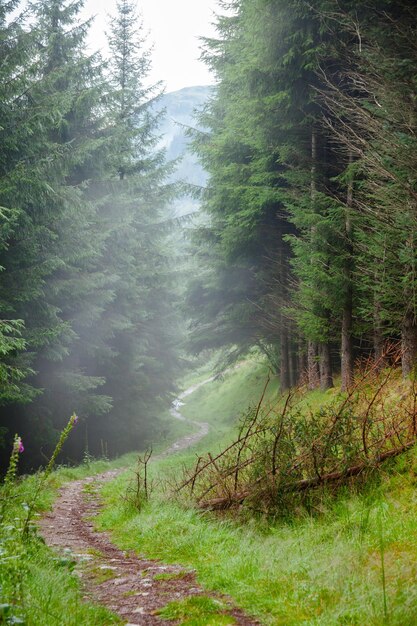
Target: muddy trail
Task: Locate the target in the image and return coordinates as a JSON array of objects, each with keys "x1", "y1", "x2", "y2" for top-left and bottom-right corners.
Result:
[{"x1": 40, "y1": 379, "x2": 258, "y2": 626}]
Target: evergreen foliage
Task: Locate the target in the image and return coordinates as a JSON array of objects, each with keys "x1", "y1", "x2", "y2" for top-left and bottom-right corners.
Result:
[
  {"x1": 0, "y1": 0, "x2": 181, "y2": 469},
  {"x1": 1, "y1": 0, "x2": 417, "y2": 469},
  {"x1": 187, "y1": 0, "x2": 417, "y2": 388}
]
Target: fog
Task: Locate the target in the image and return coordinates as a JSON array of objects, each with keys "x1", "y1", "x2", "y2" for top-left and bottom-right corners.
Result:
[{"x1": 81, "y1": 0, "x2": 219, "y2": 92}]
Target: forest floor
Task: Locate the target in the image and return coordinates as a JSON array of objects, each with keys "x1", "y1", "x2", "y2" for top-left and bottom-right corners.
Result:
[
  {"x1": 35, "y1": 360, "x2": 417, "y2": 625},
  {"x1": 39, "y1": 377, "x2": 257, "y2": 626}
]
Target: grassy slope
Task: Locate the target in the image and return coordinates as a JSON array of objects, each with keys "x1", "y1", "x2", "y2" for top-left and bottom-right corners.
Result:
[
  {"x1": 98, "y1": 361, "x2": 417, "y2": 626},
  {"x1": 180, "y1": 359, "x2": 278, "y2": 447}
]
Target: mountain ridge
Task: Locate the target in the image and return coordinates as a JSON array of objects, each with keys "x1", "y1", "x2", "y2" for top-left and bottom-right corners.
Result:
[{"x1": 155, "y1": 85, "x2": 212, "y2": 203}]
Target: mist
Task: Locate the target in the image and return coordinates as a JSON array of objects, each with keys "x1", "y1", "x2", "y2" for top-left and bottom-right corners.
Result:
[{"x1": 2, "y1": 0, "x2": 417, "y2": 473}]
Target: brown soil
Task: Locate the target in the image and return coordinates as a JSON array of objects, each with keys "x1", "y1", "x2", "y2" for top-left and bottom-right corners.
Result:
[{"x1": 39, "y1": 380, "x2": 259, "y2": 625}]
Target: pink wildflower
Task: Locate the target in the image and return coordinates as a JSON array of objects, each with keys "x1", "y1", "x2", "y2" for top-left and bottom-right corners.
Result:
[{"x1": 15, "y1": 437, "x2": 24, "y2": 453}]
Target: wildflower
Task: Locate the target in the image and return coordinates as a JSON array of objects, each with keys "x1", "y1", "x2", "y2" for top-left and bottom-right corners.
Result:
[
  {"x1": 73, "y1": 414, "x2": 79, "y2": 425},
  {"x1": 14, "y1": 436, "x2": 24, "y2": 453}
]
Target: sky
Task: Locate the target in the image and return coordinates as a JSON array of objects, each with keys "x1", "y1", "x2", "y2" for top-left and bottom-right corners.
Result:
[{"x1": 81, "y1": 0, "x2": 220, "y2": 93}]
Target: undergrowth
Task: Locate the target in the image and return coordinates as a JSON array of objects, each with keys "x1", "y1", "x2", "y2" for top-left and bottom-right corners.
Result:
[
  {"x1": 178, "y1": 349, "x2": 417, "y2": 514},
  {"x1": 3, "y1": 357, "x2": 417, "y2": 625},
  {"x1": 0, "y1": 394, "x2": 197, "y2": 626},
  {"x1": 98, "y1": 359, "x2": 417, "y2": 625}
]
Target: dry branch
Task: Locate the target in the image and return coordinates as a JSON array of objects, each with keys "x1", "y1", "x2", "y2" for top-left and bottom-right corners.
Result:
[
  {"x1": 198, "y1": 439, "x2": 416, "y2": 511},
  {"x1": 177, "y1": 345, "x2": 417, "y2": 515}
]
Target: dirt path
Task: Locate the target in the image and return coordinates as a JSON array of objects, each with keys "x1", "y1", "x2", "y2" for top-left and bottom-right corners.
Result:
[
  {"x1": 161, "y1": 376, "x2": 214, "y2": 456},
  {"x1": 39, "y1": 380, "x2": 258, "y2": 626}
]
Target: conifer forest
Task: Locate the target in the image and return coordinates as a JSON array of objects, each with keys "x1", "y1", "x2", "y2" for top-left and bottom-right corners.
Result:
[{"x1": 1, "y1": 1, "x2": 417, "y2": 624}]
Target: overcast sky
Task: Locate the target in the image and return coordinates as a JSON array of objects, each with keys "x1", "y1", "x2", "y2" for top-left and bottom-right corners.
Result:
[{"x1": 81, "y1": 0, "x2": 220, "y2": 93}]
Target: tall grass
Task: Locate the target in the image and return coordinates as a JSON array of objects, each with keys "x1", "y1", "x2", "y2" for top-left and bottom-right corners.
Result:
[{"x1": 0, "y1": 418, "x2": 134, "y2": 626}]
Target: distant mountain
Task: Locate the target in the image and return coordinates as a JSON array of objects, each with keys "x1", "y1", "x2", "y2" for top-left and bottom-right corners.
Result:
[{"x1": 154, "y1": 85, "x2": 213, "y2": 215}]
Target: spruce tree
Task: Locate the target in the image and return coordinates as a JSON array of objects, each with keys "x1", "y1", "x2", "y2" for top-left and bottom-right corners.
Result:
[
  {"x1": 90, "y1": 0, "x2": 181, "y2": 452},
  {"x1": 0, "y1": 0, "x2": 113, "y2": 465},
  {"x1": 316, "y1": 0, "x2": 417, "y2": 376},
  {"x1": 0, "y1": 1, "x2": 47, "y2": 450}
]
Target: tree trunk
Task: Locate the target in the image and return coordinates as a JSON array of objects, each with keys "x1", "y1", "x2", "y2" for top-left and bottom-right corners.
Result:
[
  {"x1": 307, "y1": 127, "x2": 320, "y2": 391},
  {"x1": 319, "y1": 343, "x2": 333, "y2": 390},
  {"x1": 341, "y1": 302, "x2": 354, "y2": 391},
  {"x1": 341, "y1": 152, "x2": 354, "y2": 391},
  {"x1": 298, "y1": 346, "x2": 307, "y2": 385},
  {"x1": 289, "y1": 340, "x2": 298, "y2": 388},
  {"x1": 373, "y1": 297, "x2": 385, "y2": 369},
  {"x1": 401, "y1": 309, "x2": 417, "y2": 378},
  {"x1": 280, "y1": 325, "x2": 291, "y2": 392},
  {"x1": 307, "y1": 341, "x2": 320, "y2": 390},
  {"x1": 311, "y1": 126, "x2": 317, "y2": 198}
]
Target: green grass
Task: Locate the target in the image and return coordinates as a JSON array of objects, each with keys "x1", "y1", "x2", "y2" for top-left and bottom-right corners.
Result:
[
  {"x1": 181, "y1": 359, "x2": 276, "y2": 424},
  {"x1": 97, "y1": 361, "x2": 417, "y2": 625},
  {"x1": 0, "y1": 454, "x2": 135, "y2": 626},
  {"x1": 4, "y1": 358, "x2": 417, "y2": 625},
  {"x1": 155, "y1": 405, "x2": 199, "y2": 448},
  {"x1": 0, "y1": 402, "x2": 197, "y2": 626},
  {"x1": 125, "y1": 359, "x2": 276, "y2": 496},
  {"x1": 179, "y1": 358, "x2": 277, "y2": 450},
  {"x1": 15, "y1": 542, "x2": 121, "y2": 625},
  {"x1": 157, "y1": 595, "x2": 236, "y2": 625}
]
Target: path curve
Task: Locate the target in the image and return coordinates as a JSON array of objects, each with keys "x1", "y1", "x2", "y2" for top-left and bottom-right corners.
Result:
[
  {"x1": 161, "y1": 376, "x2": 215, "y2": 456},
  {"x1": 39, "y1": 378, "x2": 258, "y2": 626}
]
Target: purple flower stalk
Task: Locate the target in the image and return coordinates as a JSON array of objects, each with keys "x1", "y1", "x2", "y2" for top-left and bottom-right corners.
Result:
[{"x1": 16, "y1": 437, "x2": 24, "y2": 453}]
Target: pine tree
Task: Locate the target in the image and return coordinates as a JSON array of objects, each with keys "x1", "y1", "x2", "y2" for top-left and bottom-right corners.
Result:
[
  {"x1": 0, "y1": 0, "x2": 114, "y2": 465},
  {"x1": 189, "y1": 0, "x2": 341, "y2": 389},
  {"x1": 0, "y1": 1, "x2": 48, "y2": 447},
  {"x1": 316, "y1": 0, "x2": 417, "y2": 376},
  {"x1": 88, "y1": 0, "x2": 181, "y2": 453},
  {"x1": 188, "y1": 0, "x2": 292, "y2": 381},
  {"x1": 0, "y1": 0, "x2": 182, "y2": 467}
]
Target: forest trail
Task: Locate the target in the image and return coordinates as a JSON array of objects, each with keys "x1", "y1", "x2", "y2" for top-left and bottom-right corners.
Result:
[
  {"x1": 39, "y1": 379, "x2": 257, "y2": 626},
  {"x1": 158, "y1": 375, "x2": 213, "y2": 457}
]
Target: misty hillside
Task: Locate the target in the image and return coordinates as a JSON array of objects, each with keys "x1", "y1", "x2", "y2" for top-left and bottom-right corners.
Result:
[{"x1": 156, "y1": 85, "x2": 212, "y2": 215}]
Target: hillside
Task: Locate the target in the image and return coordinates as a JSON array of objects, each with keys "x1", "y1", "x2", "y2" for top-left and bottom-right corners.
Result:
[{"x1": 98, "y1": 362, "x2": 417, "y2": 625}]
